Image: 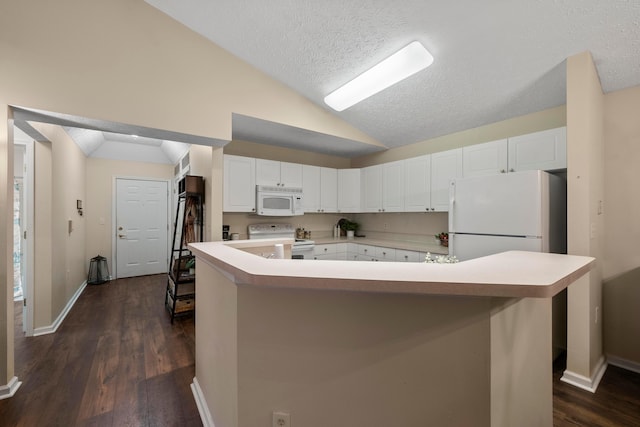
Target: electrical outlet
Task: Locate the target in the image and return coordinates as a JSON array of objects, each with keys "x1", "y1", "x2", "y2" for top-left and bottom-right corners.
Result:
[
  {"x1": 273, "y1": 411, "x2": 290, "y2": 427},
  {"x1": 383, "y1": 222, "x2": 389, "y2": 230}
]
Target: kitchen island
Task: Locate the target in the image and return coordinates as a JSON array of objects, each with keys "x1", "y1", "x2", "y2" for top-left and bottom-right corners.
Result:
[{"x1": 188, "y1": 239, "x2": 594, "y2": 427}]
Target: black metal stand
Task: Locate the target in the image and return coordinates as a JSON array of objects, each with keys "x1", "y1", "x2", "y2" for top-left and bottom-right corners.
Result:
[{"x1": 165, "y1": 176, "x2": 204, "y2": 322}]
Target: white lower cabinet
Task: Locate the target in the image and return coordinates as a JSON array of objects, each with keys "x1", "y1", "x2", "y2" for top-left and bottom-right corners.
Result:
[
  {"x1": 375, "y1": 247, "x2": 396, "y2": 262},
  {"x1": 357, "y1": 244, "x2": 377, "y2": 261},
  {"x1": 313, "y1": 244, "x2": 337, "y2": 260},
  {"x1": 395, "y1": 249, "x2": 422, "y2": 262},
  {"x1": 310, "y1": 243, "x2": 427, "y2": 262},
  {"x1": 334, "y1": 243, "x2": 348, "y2": 260}
]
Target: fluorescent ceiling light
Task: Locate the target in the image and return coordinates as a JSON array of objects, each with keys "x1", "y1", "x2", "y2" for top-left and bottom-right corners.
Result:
[{"x1": 324, "y1": 41, "x2": 434, "y2": 112}]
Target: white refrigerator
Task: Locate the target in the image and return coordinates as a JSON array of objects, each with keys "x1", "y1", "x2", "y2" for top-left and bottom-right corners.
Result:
[{"x1": 448, "y1": 170, "x2": 566, "y2": 261}]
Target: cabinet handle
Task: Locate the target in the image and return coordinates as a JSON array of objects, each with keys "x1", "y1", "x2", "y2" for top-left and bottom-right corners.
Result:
[
  {"x1": 501, "y1": 169, "x2": 506, "y2": 173},
  {"x1": 431, "y1": 208, "x2": 435, "y2": 211},
  {"x1": 510, "y1": 168, "x2": 515, "y2": 172},
  {"x1": 252, "y1": 208, "x2": 255, "y2": 212},
  {"x1": 324, "y1": 248, "x2": 328, "y2": 252},
  {"x1": 404, "y1": 255, "x2": 408, "y2": 259},
  {"x1": 364, "y1": 249, "x2": 368, "y2": 252}
]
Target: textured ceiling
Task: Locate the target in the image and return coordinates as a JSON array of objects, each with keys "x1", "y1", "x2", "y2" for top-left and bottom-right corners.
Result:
[{"x1": 146, "y1": 0, "x2": 640, "y2": 150}]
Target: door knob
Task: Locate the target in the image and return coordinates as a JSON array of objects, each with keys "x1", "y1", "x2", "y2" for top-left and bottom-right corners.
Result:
[{"x1": 119, "y1": 234, "x2": 126, "y2": 238}]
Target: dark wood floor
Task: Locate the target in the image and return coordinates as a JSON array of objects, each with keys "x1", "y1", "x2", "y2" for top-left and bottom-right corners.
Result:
[
  {"x1": 0, "y1": 274, "x2": 201, "y2": 427},
  {"x1": 553, "y1": 355, "x2": 640, "y2": 426},
  {"x1": 2, "y1": 275, "x2": 640, "y2": 426}
]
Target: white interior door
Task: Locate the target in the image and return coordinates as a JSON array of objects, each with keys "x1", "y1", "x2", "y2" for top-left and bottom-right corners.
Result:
[{"x1": 115, "y1": 178, "x2": 169, "y2": 278}]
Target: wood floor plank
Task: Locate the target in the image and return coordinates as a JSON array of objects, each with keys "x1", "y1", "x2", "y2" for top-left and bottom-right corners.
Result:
[
  {"x1": 76, "y1": 331, "x2": 121, "y2": 422},
  {"x1": 1, "y1": 274, "x2": 201, "y2": 427}
]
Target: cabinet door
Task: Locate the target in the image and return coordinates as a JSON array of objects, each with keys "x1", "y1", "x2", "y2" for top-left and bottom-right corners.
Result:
[
  {"x1": 382, "y1": 160, "x2": 405, "y2": 212},
  {"x1": 404, "y1": 155, "x2": 431, "y2": 212},
  {"x1": 280, "y1": 162, "x2": 303, "y2": 187},
  {"x1": 320, "y1": 167, "x2": 338, "y2": 212},
  {"x1": 395, "y1": 249, "x2": 422, "y2": 262},
  {"x1": 338, "y1": 169, "x2": 361, "y2": 213},
  {"x1": 255, "y1": 159, "x2": 281, "y2": 186},
  {"x1": 431, "y1": 148, "x2": 463, "y2": 212},
  {"x1": 375, "y1": 246, "x2": 396, "y2": 262},
  {"x1": 302, "y1": 165, "x2": 321, "y2": 213},
  {"x1": 223, "y1": 155, "x2": 256, "y2": 212},
  {"x1": 361, "y1": 165, "x2": 383, "y2": 212},
  {"x1": 462, "y1": 139, "x2": 508, "y2": 177},
  {"x1": 508, "y1": 127, "x2": 567, "y2": 172}
]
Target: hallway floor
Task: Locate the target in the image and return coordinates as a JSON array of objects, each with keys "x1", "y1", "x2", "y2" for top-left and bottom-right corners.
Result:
[{"x1": 0, "y1": 274, "x2": 200, "y2": 427}]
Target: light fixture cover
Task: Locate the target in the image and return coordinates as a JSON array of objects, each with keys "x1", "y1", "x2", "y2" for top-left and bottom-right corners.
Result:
[{"x1": 324, "y1": 41, "x2": 434, "y2": 112}]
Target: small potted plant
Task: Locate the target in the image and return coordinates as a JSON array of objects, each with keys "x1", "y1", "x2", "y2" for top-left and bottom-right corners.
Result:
[
  {"x1": 436, "y1": 232, "x2": 449, "y2": 247},
  {"x1": 341, "y1": 219, "x2": 359, "y2": 239}
]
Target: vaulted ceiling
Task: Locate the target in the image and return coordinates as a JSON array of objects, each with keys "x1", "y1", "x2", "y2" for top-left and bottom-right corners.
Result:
[
  {"x1": 145, "y1": 0, "x2": 640, "y2": 150},
  {"x1": 14, "y1": 2, "x2": 640, "y2": 162}
]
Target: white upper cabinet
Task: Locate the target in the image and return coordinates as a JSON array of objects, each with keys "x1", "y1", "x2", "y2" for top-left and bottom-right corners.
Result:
[
  {"x1": 338, "y1": 169, "x2": 361, "y2": 213},
  {"x1": 382, "y1": 160, "x2": 405, "y2": 212},
  {"x1": 302, "y1": 165, "x2": 321, "y2": 212},
  {"x1": 302, "y1": 165, "x2": 337, "y2": 213},
  {"x1": 362, "y1": 162, "x2": 405, "y2": 212},
  {"x1": 361, "y1": 165, "x2": 383, "y2": 212},
  {"x1": 404, "y1": 154, "x2": 432, "y2": 212},
  {"x1": 508, "y1": 127, "x2": 567, "y2": 172},
  {"x1": 431, "y1": 148, "x2": 463, "y2": 212},
  {"x1": 223, "y1": 155, "x2": 256, "y2": 212},
  {"x1": 222, "y1": 127, "x2": 565, "y2": 215},
  {"x1": 256, "y1": 159, "x2": 303, "y2": 187},
  {"x1": 320, "y1": 167, "x2": 338, "y2": 213},
  {"x1": 462, "y1": 139, "x2": 509, "y2": 177},
  {"x1": 462, "y1": 127, "x2": 567, "y2": 177}
]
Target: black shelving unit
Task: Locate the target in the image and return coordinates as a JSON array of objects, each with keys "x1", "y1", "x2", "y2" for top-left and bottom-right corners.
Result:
[{"x1": 165, "y1": 175, "x2": 204, "y2": 322}]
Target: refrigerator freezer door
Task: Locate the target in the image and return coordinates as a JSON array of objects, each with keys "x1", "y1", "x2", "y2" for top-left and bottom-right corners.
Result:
[
  {"x1": 449, "y1": 170, "x2": 544, "y2": 237},
  {"x1": 450, "y1": 234, "x2": 543, "y2": 262}
]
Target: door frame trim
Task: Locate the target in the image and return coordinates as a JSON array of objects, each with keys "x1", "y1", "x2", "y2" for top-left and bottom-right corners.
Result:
[
  {"x1": 14, "y1": 139, "x2": 34, "y2": 337},
  {"x1": 112, "y1": 176, "x2": 171, "y2": 279}
]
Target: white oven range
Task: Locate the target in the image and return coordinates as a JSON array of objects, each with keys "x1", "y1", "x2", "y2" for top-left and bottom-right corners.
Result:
[{"x1": 247, "y1": 223, "x2": 315, "y2": 259}]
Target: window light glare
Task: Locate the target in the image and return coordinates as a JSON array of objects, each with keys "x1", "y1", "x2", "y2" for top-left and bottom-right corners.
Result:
[{"x1": 324, "y1": 41, "x2": 434, "y2": 112}]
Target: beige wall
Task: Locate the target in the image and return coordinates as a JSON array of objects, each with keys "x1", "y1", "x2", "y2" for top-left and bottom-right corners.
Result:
[
  {"x1": 30, "y1": 123, "x2": 87, "y2": 328},
  {"x1": 565, "y1": 52, "x2": 605, "y2": 379},
  {"x1": 225, "y1": 140, "x2": 352, "y2": 169},
  {"x1": 85, "y1": 158, "x2": 173, "y2": 272},
  {"x1": 1, "y1": 0, "x2": 378, "y2": 386},
  {"x1": 602, "y1": 85, "x2": 640, "y2": 366},
  {"x1": 351, "y1": 106, "x2": 567, "y2": 167},
  {"x1": 188, "y1": 145, "x2": 214, "y2": 241}
]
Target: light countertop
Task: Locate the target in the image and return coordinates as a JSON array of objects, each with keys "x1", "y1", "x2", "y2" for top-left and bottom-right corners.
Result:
[{"x1": 189, "y1": 239, "x2": 594, "y2": 299}]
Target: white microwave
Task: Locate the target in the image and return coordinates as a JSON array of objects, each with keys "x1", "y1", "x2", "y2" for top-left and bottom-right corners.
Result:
[{"x1": 256, "y1": 185, "x2": 304, "y2": 216}]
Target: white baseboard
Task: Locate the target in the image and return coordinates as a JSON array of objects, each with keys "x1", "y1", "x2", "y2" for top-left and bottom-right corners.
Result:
[
  {"x1": 607, "y1": 355, "x2": 640, "y2": 375},
  {"x1": 191, "y1": 377, "x2": 215, "y2": 427},
  {"x1": 561, "y1": 355, "x2": 608, "y2": 393},
  {"x1": 33, "y1": 280, "x2": 87, "y2": 337},
  {"x1": 0, "y1": 376, "x2": 22, "y2": 400}
]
